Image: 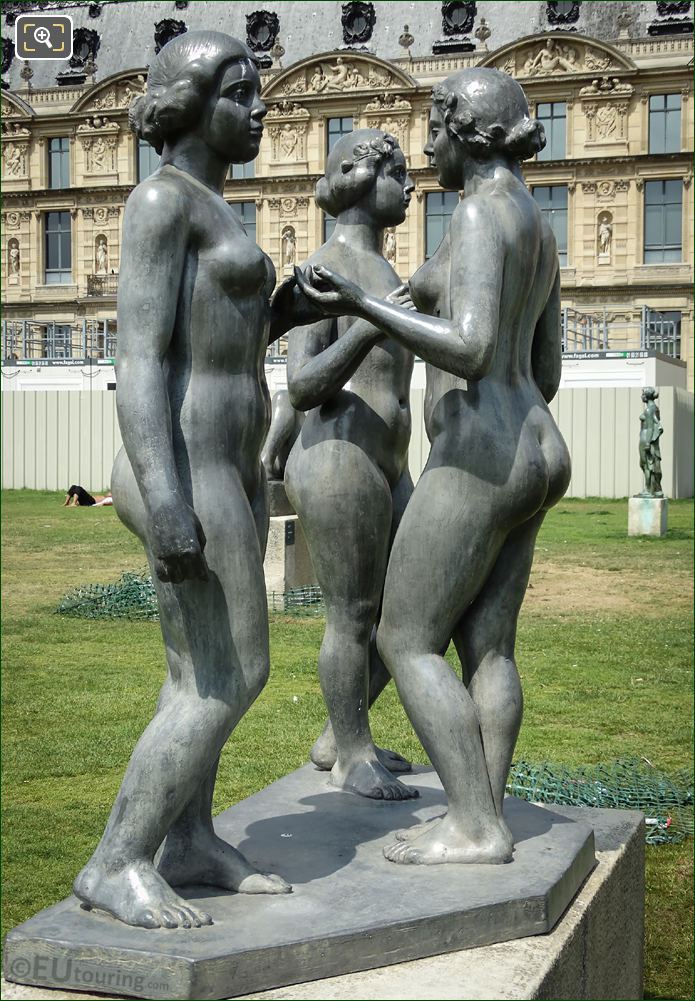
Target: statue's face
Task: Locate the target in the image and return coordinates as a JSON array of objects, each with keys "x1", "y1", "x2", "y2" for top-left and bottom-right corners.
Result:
[
  {"x1": 204, "y1": 59, "x2": 266, "y2": 165},
  {"x1": 371, "y1": 148, "x2": 414, "y2": 228},
  {"x1": 425, "y1": 104, "x2": 459, "y2": 190}
]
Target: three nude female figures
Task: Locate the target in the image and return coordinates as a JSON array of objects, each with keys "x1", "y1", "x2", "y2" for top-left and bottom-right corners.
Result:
[{"x1": 73, "y1": 31, "x2": 569, "y2": 930}]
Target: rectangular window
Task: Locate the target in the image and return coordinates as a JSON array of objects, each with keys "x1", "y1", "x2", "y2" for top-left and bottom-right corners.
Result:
[
  {"x1": 231, "y1": 200, "x2": 256, "y2": 244},
  {"x1": 327, "y1": 116, "x2": 353, "y2": 155},
  {"x1": 48, "y1": 137, "x2": 70, "y2": 189},
  {"x1": 649, "y1": 94, "x2": 681, "y2": 154},
  {"x1": 536, "y1": 102, "x2": 566, "y2": 161},
  {"x1": 644, "y1": 179, "x2": 682, "y2": 263},
  {"x1": 425, "y1": 191, "x2": 459, "y2": 259},
  {"x1": 323, "y1": 213, "x2": 336, "y2": 242},
  {"x1": 532, "y1": 185, "x2": 568, "y2": 266},
  {"x1": 44, "y1": 211, "x2": 72, "y2": 284},
  {"x1": 137, "y1": 138, "x2": 160, "y2": 182},
  {"x1": 230, "y1": 161, "x2": 255, "y2": 180},
  {"x1": 645, "y1": 308, "x2": 681, "y2": 358}
]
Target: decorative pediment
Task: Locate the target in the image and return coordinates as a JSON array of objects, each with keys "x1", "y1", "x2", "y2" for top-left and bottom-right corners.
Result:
[
  {"x1": 263, "y1": 52, "x2": 416, "y2": 101},
  {"x1": 479, "y1": 33, "x2": 635, "y2": 79},
  {"x1": 265, "y1": 100, "x2": 311, "y2": 121},
  {"x1": 0, "y1": 91, "x2": 35, "y2": 118},
  {"x1": 71, "y1": 68, "x2": 147, "y2": 115}
]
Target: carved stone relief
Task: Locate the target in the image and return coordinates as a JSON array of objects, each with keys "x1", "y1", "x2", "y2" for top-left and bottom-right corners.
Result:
[
  {"x1": 493, "y1": 38, "x2": 617, "y2": 78},
  {"x1": 80, "y1": 73, "x2": 147, "y2": 113},
  {"x1": 278, "y1": 58, "x2": 393, "y2": 97},
  {"x1": 383, "y1": 227, "x2": 396, "y2": 265},
  {"x1": 281, "y1": 225, "x2": 296, "y2": 271},
  {"x1": 266, "y1": 102, "x2": 309, "y2": 163},
  {"x1": 1, "y1": 139, "x2": 29, "y2": 178}
]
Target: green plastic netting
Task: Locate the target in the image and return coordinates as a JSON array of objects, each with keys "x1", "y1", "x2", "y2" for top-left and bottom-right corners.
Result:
[{"x1": 56, "y1": 570, "x2": 693, "y2": 845}]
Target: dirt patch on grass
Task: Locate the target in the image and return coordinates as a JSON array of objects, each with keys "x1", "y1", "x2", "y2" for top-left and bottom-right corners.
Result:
[{"x1": 526, "y1": 561, "x2": 691, "y2": 615}]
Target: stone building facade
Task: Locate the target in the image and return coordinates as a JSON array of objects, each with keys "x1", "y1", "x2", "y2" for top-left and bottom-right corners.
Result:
[{"x1": 1, "y1": 1, "x2": 693, "y2": 386}]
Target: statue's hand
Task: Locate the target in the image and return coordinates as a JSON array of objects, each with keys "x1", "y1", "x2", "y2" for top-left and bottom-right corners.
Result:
[
  {"x1": 271, "y1": 274, "x2": 324, "y2": 326},
  {"x1": 385, "y1": 283, "x2": 417, "y2": 311},
  {"x1": 294, "y1": 264, "x2": 366, "y2": 317},
  {"x1": 150, "y1": 503, "x2": 208, "y2": 584}
]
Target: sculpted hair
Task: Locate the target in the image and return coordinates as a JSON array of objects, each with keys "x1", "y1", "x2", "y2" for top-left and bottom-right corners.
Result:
[
  {"x1": 129, "y1": 31, "x2": 257, "y2": 154},
  {"x1": 316, "y1": 128, "x2": 400, "y2": 218},
  {"x1": 432, "y1": 68, "x2": 546, "y2": 162}
]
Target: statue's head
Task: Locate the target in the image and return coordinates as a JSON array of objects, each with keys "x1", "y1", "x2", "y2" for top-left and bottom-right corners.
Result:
[
  {"x1": 426, "y1": 68, "x2": 545, "y2": 188},
  {"x1": 642, "y1": 386, "x2": 659, "y2": 403},
  {"x1": 129, "y1": 31, "x2": 265, "y2": 165},
  {"x1": 316, "y1": 128, "x2": 413, "y2": 230}
]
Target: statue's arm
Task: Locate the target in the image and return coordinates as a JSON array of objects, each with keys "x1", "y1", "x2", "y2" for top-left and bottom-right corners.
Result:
[
  {"x1": 287, "y1": 310, "x2": 382, "y2": 411},
  {"x1": 116, "y1": 183, "x2": 204, "y2": 578},
  {"x1": 332, "y1": 200, "x2": 502, "y2": 381},
  {"x1": 531, "y1": 267, "x2": 563, "y2": 404}
]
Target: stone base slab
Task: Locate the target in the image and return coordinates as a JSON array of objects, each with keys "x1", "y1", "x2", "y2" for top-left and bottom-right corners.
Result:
[
  {"x1": 628, "y1": 496, "x2": 668, "y2": 536},
  {"x1": 4, "y1": 766, "x2": 600, "y2": 1000},
  {"x1": 2, "y1": 792, "x2": 644, "y2": 1001}
]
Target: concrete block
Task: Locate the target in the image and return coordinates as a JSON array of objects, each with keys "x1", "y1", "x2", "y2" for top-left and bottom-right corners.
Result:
[
  {"x1": 263, "y1": 515, "x2": 315, "y2": 600},
  {"x1": 628, "y1": 496, "x2": 668, "y2": 537}
]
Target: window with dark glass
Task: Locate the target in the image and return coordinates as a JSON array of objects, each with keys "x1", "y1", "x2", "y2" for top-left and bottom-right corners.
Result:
[
  {"x1": 48, "y1": 137, "x2": 70, "y2": 189},
  {"x1": 532, "y1": 185, "x2": 568, "y2": 266},
  {"x1": 230, "y1": 161, "x2": 255, "y2": 180},
  {"x1": 536, "y1": 102, "x2": 566, "y2": 161},
  {"x1": 327, "y1": 116, "x2": 353, "y2": 155},
  {"x1": 645, "y1": 308, "x2": 682, "y2": 357},
  {"x1": 231, "y1": 201, "x2": 256, "y2": 244},
  {"x1": 137, "y1": 138, "x2": 160, "y2": 182},
  {"x1": 644, "y1": 179, "x2": 682, "y2": 263},
  {"x1": 44, "y1": 211, "x2": 72, "y2": 284},
  {"x1": 425, "y1": 191, "x2": 458, "y2": 259},
  {"x1": 649, "y1": 94, "x2": 682, "y2": 154}
]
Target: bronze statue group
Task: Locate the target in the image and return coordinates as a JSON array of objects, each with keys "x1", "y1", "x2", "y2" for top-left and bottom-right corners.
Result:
[{"x1": 73, "y1": 31, "x2": 570, "y2": 930}]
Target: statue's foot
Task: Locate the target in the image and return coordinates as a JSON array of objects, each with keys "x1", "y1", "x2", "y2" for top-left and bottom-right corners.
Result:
[
  {"x1": 311, "y1": 733, "x2": 412, "y2": 774},
  {"x1": 498, "y1": 814, "x2": 514, "y2": 855},
  {"x1": 330, "y1": 756, "x2": 419, "y2": 801},
  {"x1": 395, "y1": 813, "x2": 446, "y2": 842},
  {"x1": 158, "y1": 831, "x2": 292, "y2": 895},
  {"x1": 383, "y1": 818, "x2": 512, "y2": 865},
  {"x1": 74, "y1": 858, "x2": 213, "y2": 929}
]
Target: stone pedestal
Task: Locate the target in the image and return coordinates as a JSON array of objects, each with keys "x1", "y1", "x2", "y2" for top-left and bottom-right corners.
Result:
[
  {"x1": 263, "y1": 514, "x2": 315, "y2": 602},
  {"x1": 2, "y1": 766, "x2": 645, "y2": 1001},
  {"x1": 628, "y1": 496, "x2": 668, "y2": 537}
]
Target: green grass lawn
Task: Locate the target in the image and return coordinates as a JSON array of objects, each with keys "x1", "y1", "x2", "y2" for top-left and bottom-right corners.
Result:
[{"x1": 2, "y1": 492, "x2": 693, "y2": 999}]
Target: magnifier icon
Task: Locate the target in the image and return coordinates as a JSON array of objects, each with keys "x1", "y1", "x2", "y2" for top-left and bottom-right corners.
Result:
[{"x1": 34, "y1": 26, "x2": 53, "y2": 48}]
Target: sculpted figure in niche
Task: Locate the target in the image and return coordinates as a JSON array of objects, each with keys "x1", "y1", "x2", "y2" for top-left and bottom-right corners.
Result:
[
  {"x1": 8, "y1": 240, "x2": 20, "y2": 278},
  {"x1": 281, "y1": 224, "x2": 296, "y2": 267},
  {"x1": 91, "y1": 136, "x2": 108, "y2": 170},
  {"x1": 283, "y1": 130, "x2": 418, "y2": 799},
  {"x1": 598, "y1": 217, "x2": 612, "y2": 255},
  {"x1": 279, "y1": 123, "x2": 298, "y2": 158},
  {"x1": 638, "y1": 387, "x2": 664, "y2": 497},
  {"x1": 95, "y1": 237, "x2": 108, "y2": 275},
  {"x1": 72, "y1": 30, "x2": 320, "y2": 930},
  {"x1": 384, "y1": 227, "x2": 396, "y2": 264},
  {"x1": 297, "y1": 68, "x2": 570, "y2": 861}
]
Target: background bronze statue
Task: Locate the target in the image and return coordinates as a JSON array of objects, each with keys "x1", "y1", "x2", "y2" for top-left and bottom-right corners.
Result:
[
  {"x1": 284, "y1": 129, "x2": 418, "y2": 801},
  {"x1": 73, "y1": 31, "x2": 300, "y2": 930},
  {"x1": 296, "y1": 68, "x2": 570, "y2": 862},
  {"x1": 638, "y1": 387, "x2": 664, "y2": 497}
]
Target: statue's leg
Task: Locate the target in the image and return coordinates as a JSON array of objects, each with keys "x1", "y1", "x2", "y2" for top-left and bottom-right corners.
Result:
[
  {"x1": 74, "y1": 469, "x2": 288, "y2": 929},
  {"x1": 452, "y1": 509, "x2": 546, "y2": 849},
  {"x1": 378, "y1": 466, "x2": 512, "y2": 865},
  {"x1": 287, "y1": 441, "x2": 417, "y2": 800},
  {"x1": 311, "y1": 467, "x2": 414, "y2": 774},
  {"x1": 157, "y1": 465, "x2": 288, "y2": 896}
]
